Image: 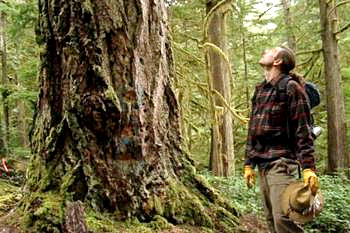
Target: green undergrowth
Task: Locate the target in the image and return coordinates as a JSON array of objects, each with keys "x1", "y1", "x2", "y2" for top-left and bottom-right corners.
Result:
[
  {"x1": 305, "y1": 174, "x2": 350, "y2": 233},
  {"x1": 203, "y1": 170, "x2": 350, "y2": 233}
]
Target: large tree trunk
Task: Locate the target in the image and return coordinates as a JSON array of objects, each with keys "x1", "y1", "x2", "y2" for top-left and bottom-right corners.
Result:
[
  {"x1": 0, "y1": 10, "x2": 9, "y2": 154},
  {"x1": 207, "y1": 0, "x2": 233, "y2": 177},
  {"x1": 319, "y1": 0, "x2": 349, "y2": 172},
  {"x1": 24, "y1": 1, "x2": 238, "y2": 232}
]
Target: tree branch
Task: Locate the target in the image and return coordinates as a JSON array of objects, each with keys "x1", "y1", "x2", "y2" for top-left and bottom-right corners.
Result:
[
  {"x1": 295, "y1": 48, "x2": 323, "y2": 56},
  {"x1": 335, "y1": 22, "x2": 350, "y2": 35},
  {"x1": 173, "y1": 42, "x2": 205, "y2": 65},
  {"x1": 211, "y1": 89, "x2": 249, "y2": 124},
  {"x1": 327, "y1": 1, "x2": 350, "y2": 18},
  {"x1": 257, "y1": 5, "x2": 274, "y2": 20},
  {"x1": 203, "y1": 0, "x2": 234, "y2": 39},
  {"x1": 201, "y1": 42, "x2": 234, "y2": 86}
]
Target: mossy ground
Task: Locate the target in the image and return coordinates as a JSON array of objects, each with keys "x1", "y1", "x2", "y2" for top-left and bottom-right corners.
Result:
[
  {"x1": 0, "y1": 178, "x2": 216, "y2": 233},
  {"x1": 0, "y1": 173, "x2": 237, "y2": 233},
  {"x1": 4, "y1": 169, "x2": 349, "y2": 232}
]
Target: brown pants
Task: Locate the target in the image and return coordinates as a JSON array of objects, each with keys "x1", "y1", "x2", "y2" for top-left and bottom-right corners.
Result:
[{"x1": 258, "y1": 157, "x2": 304, "y2": 233}]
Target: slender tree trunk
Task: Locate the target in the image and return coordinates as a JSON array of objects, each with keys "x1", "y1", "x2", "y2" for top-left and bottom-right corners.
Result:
[
  {"x1": 24, "y1": 1, "x2": 238, "y2": 232},
  {"x1": 237, "y1": 0, "x2": 249, "y2": 111},
  {"x1": 13, "y1": 72, "x2": 29, "y2": 147},
  {"x1": 17, "y1": 101, "x2": 29, "y2": 147},
  {"x1": 281, "y1": 0, "x2": 296, "y2": 50},
  {"x1": 207, "y1": 0, "x2": 233, "y2": 177},
  {"x1": 0, "y1": 10, "x2": 9, "y2": 154},
  {"x1": 242, "y1": 37, "x2": 249, "y2": 110},
  {"x1": 319, "y1": 0, "x2": 349, "y2": 172}
]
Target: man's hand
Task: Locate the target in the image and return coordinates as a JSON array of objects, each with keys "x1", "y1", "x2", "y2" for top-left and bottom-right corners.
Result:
[
  {"x1": 303, "y1": 168, "x2": 319, "y2": 195},
  {"x1": 244, "y1": 165, "x2": 256, "y2": 188}
]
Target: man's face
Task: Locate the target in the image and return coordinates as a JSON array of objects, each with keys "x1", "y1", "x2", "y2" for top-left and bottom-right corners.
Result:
[{"x1": 259, "y1": 48, "x2": 279, "y2": 67}]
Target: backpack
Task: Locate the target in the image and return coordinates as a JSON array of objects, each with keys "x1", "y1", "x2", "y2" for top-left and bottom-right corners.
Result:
[{"x1": 276, "y1": 75, "x2": 321, "y2": 139}]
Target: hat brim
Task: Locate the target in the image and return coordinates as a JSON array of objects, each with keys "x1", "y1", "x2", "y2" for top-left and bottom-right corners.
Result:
[{"x1": 281, "y1": 181, "x2": 324, "y2": 224}]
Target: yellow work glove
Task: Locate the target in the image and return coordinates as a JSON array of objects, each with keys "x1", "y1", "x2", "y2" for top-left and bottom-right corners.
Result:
[
  {"x1": 303, "y1": 168, "x2": 319, "y2": 195},
  {"x1": 244, "y1": 165, "x2": 256, "y2": 188}
]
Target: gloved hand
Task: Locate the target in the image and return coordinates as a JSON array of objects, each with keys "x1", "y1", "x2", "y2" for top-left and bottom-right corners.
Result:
[
  {"x1": 303, "y1": 168, "x2": 319, "y2": 195},
  {"x1": 244, "y1": 165, "x2": 256, "y2": 188}
]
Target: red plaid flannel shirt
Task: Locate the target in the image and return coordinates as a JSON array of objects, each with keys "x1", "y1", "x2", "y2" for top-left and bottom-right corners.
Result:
[{"x1": 245, "y1": 76, "x2": 316, "y2": 169}]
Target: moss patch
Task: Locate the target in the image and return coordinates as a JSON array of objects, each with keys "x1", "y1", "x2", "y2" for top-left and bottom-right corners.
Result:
[
  {"x1": 85, "y1": 208, "x2": 214, "y2": 233},
  {"x1": 21, "y1": 192, "x2": 64, "y2": 233},
  {"x1": 0, "y1": 180, "x2": 21, "y2": 217}
]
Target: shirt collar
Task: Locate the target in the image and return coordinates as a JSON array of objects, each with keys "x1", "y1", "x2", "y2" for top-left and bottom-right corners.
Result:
[
  {"x1": 257, "y1": 74, "x2": 287, "y2": 89},
  {"x1": 269, "y1": 74, "x2": 282, "y2": 86}
]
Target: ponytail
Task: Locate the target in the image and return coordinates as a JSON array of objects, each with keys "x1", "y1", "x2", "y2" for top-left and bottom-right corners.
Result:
[{"x1": 289, "y1": 71, "x2": 306, "y2": 86}]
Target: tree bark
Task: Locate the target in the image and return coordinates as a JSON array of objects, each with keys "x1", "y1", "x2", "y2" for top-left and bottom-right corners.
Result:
[
  {"x1": 207, "y1": 0, "x2": 233, "y2": 177},
  {"x1": 18, "y1": 101, "x2": 29, "y2": 147},
  {"x1": 14, "y1": 71, "x2": 30, "y2": 147},
  {"x1": 319, "y1": 0, "x2": 349, "y2": 172},
  {"x1": 0, "y1": 10, "x2": 9, "y2": 154},
  {"x1": 24, "y1": 0, "x2": 238, "y2": 232},
  {"x1": 281, "y1": 0, "x2": 296, "y2": 50}
]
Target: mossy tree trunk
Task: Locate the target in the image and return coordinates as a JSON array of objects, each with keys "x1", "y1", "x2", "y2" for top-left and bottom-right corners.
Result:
[
  {"x1": 207, "y1": 0, "x2": 233, "y2": 177},
  {"x1": 25, "y1": 0, "x2": 238, "y2": 232},
  {"x1": 319, "y1": 0, "x2": 349, "y2": 172}
]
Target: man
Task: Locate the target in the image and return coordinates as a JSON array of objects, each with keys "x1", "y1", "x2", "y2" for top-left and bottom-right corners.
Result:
[{"x1": 244, "y1": 47, "x2": 319, "y2": 233}]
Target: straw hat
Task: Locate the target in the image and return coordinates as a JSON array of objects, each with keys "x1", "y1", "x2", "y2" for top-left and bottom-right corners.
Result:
[{"x1": 281, "y1": 181, "x2": 324, "y2": 224}]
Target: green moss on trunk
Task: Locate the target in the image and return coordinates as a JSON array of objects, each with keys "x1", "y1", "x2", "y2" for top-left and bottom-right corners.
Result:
[{"x1": 22, "y1": 0, "x2": 240, "y2": 232}]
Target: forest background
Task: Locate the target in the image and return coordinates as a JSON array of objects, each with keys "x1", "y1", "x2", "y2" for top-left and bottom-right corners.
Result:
[{"x1": 0, "y1": 0, "x2": 350, "y2": 232}]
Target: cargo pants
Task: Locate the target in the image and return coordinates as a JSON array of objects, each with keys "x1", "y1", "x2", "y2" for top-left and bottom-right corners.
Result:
[{"x1": 258, "y1": 157, "x2": 304, "y2": 233}]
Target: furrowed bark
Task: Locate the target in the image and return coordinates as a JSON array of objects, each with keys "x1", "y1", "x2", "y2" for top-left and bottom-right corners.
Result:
[{"x1": 23, "y1": 1, "x2": 239, "y2": 232}]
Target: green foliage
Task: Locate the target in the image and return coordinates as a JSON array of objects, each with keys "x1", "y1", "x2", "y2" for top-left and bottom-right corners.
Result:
[
  {"x1": 203, "y1": 170, "x2": 263, "y2": 215},
  {"x1": 0, "y1": 0, "x2": 39, "y2": 157},
  {"x1": 305, "y1": 175, "x2": 350, "y2": 233},
  {"x1": 0, "y1": 0, "x2": 37, "y2": 39},
  {"x1": 204, "y1": 171, "x2": 350, "y2": 233}
]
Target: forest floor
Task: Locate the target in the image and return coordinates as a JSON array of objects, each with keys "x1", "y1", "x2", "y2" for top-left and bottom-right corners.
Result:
[
  {"x1": 0, "y1": 160, "x2": 269, "y2": 233},
  {"x1": 0, "y1": 180, "x2": 269, "y2": 232}
]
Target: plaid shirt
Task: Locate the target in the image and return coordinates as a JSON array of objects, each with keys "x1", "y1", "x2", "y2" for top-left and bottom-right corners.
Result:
[{"x1": 245, "y1": 75, "x2": 315, "y2": 169}]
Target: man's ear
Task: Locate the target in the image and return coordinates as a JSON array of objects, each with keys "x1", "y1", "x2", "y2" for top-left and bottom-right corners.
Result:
[{"x1": 273, "y1": 59, "x2": 282, "y2": 66}]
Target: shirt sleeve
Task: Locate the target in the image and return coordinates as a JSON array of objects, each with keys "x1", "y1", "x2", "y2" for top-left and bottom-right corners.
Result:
[
  {"x1": 245, "y1": 110, "x2": 254, "y2": 167},
  {"x1": 245, "y1": 89, "x2": 258, "y2": 168},
  {"x1": 287, "y1": 81, "x2": 316, "y2": 169}
]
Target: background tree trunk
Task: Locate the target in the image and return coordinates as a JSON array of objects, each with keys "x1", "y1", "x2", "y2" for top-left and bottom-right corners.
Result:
[
  {"x1": 0, "y1": 10, "x2": 9, "y2": 154},
  {"x1": 207, "y1": 0, "x2": 233, "y2": 177},
  {"x1": 25, "y1": 0, "x2": 238, "y2": 232},
  {"x1": 319, "y1": 0, "x2": 349, "y2": 172},
  {"x1": 14, "y1": 72, "x2": 29, "y2": 147},
  {"x1": 281, "y1": 0, "x2": 296, "y2": 50},
  {"x1": 17, "y1": 100, "x2": 29, "y2": 147}
]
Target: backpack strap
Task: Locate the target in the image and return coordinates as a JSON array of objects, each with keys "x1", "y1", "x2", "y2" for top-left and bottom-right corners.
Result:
[
  {"x1": 275, "y1": 75, "x2": 293, "y2": 146},
  {"x1": 276, "y1": 75, "x2": 292, "y2": 103}
]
